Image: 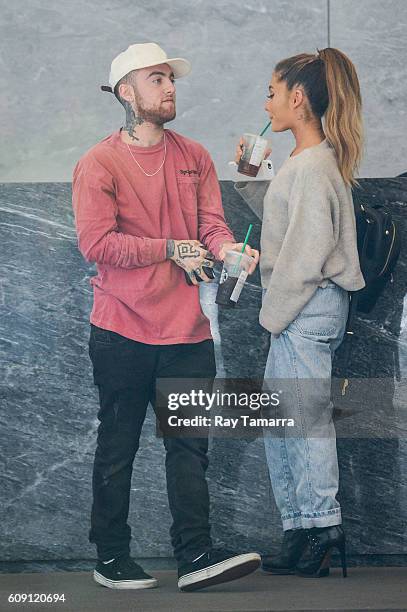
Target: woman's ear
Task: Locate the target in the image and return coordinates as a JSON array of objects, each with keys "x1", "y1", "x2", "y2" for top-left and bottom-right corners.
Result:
[{"x1": 292, "y1": 87, "x2": 305, "y2": 110}]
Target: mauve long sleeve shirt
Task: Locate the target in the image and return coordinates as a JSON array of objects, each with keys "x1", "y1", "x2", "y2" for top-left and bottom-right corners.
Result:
[{"x1": 72, "y1": 129, "x2": 234, "y2": 344}]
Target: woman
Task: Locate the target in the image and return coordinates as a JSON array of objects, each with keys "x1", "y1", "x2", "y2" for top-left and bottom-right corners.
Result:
[{"x1": 235, "y1": 48, "x2": 365, "y2": 577}]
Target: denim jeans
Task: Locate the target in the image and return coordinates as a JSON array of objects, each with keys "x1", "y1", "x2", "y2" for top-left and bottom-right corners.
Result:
[
  {"x1": 262, "y1": 281, "x2": 349, "y2": 530},
  {"x1": 88, "y1": 325, "x2": 216, "y2": 564}
]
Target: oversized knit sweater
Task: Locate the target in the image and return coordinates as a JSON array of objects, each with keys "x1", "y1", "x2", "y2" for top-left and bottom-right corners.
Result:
[{"x1": 235, "y1": 139, "x2": 365, "y2": 335}]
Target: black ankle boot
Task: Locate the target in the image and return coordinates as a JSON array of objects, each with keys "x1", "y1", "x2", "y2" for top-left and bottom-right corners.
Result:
[
  {"x1": 262, "y1": 529, "x2": 308, "y2": 575},
  {"x1": 295, "y1": 525, "x2": 347, "y2": 578}
]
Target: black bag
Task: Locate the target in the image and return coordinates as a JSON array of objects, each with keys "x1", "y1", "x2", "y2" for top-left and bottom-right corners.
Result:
[
  {"x1": 339, "y1": 189, "x2": 401, "y2": 395},
  {"x1": 352, "y1": 189, "x2": 401, "y2": 314}
]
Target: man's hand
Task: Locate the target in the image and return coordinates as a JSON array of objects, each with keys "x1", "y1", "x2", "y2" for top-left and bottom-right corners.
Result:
[
  {"x1": 167, "y1": 239, "x2": 215, "y2": 286},
  {"x1": 218, "y1": 241, "x2": 260, "y2": 274}
]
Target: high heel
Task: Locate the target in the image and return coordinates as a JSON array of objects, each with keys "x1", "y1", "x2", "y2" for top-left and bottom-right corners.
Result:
[
  {"x1": 295, "y1": 525, "x2": 347, "y2": 578},
  {"x1": 262, "y1": 529, "x2": 308, "y2": 575},
  {"x1": 338, "y1": 539, "x2": 347, "y2": 577}
]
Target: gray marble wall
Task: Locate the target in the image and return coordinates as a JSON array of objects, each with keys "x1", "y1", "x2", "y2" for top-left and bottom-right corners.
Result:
[
  {"x1": 0, "y1": 179, "x2": 406, "y2": 567},
  {"x1": 330, "y1": 0, "x2": 407, "y2": 178},
  {"x1": 0, "y1": 0, "x2": 406, "y2": 181},
  {"x1": 1, "y1": 0, "x2": 406, "y2": 570}
]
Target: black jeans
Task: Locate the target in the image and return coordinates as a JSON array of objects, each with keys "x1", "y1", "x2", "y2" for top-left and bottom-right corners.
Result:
[{"x1": 88, "y1": 324, "x2": 216, "y2": 565}]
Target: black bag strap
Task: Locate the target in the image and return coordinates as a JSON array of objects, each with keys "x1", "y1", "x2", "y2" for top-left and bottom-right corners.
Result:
[
  {"x1": 340, "y1": 291, "x2": 359, "y2": 396},
  {"x1": 340, "y1": 198, "x2": 371, "y2": 396}
]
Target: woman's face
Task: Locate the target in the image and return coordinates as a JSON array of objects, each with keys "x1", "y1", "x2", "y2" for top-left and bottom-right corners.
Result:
[{"x1": 265, "y1": 72, "x2": 296, "y2": 132}]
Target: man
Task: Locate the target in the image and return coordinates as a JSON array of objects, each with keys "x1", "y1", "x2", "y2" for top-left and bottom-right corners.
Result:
[{"x1": 72, "y1": 42, "x2": 260, "y2": 592}]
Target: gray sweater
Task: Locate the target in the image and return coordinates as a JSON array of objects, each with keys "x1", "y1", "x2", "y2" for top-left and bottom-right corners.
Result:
[{"x1": 235, "y1": 139, "x2": 365, "y2": 335}]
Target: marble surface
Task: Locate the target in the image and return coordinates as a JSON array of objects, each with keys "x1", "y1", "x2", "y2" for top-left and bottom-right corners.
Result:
[
  {"x1": 330, "y1": 0, "x2": 407, "y2": 178},
  {"x1": 0, "y1": 178, "x2": 406, "y2": 568},
  {"x1": 1, "y1": 1, "x2": 406, "y2": 182}
]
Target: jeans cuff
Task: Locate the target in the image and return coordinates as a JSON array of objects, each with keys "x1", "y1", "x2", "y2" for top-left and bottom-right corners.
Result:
[{"x1": 282, "y1": 509, "x2": 342, "y2": 531}]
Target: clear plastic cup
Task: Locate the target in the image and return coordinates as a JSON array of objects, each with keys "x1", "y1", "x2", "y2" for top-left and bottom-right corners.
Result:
[
  {"x1": 215, "y1": 250, "x2": 254, "y2": 308},
  {"x1": 238, "y1": 133, "x2": 269, "y2": 177}
]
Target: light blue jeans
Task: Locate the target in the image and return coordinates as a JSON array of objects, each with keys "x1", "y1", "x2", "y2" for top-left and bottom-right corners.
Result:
[{"x1": 262, "y1": 281, "x2": 349, "y2": 530}]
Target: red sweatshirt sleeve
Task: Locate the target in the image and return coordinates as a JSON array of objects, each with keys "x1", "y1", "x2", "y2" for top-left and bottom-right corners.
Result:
[
  {"x1": 72, "y1": 154, "x2": 167, "y2": 268},
  {"x1": 197, "y1": 151, "x2": 235, "y2": 258}
]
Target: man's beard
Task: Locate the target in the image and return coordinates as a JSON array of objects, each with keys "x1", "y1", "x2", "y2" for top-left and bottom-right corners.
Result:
[{"x1": 135, "y1": 93, "x2": 176, "y2": 126}]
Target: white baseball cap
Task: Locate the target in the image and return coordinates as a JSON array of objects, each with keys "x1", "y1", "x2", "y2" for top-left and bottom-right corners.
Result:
[{"x1": 101, "y1": 42, "x2": 191, "y2": 93}]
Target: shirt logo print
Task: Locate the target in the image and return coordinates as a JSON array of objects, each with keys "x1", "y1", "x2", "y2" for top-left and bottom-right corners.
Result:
[{"x1": 179, "y1": 169, "x2": 199, "y2": 176}]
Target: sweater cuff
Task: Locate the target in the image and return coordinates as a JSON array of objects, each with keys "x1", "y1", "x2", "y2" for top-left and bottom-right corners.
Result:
[{"x1": 259, "y1": 305, "x2": 288, "y2": 336}]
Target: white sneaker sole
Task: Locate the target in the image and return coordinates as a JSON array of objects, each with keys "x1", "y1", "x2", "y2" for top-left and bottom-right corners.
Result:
[
  {"x1": 93, "y1": 570, "x2": 158, "y2": 590},
  {"x1": 178, "y1": 552, "x2": 261, "y2": 592}
]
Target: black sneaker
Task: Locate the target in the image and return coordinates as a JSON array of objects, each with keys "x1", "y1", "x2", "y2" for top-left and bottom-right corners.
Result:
[
  {"x1": 178, "y1": 549, "x2": 261, "y2": 592},
  {"x1": 94, "y1": 555, "x2": 158, "y2": 589}
]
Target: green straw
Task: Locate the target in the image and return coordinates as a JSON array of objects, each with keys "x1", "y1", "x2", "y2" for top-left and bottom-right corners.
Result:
[
  {"x1": 233, "y1": 224, "x2": 253, "y2": 274},
  {"x1": 260, "y1": 121, "x2": 271, "y2": 137},
  {"x1": 241, "y1": 223, "x2": 253, "y2": 255}
]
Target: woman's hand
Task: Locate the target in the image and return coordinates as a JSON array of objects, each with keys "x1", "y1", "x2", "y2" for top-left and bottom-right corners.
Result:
[
  {"x1": 234, "y1": 137, "x2": 272, "y2": 165},
  {"x1": 235, "y1": 137, "x2": 245, "y2": 164}
]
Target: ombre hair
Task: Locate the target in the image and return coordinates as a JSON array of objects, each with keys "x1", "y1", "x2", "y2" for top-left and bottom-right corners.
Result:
[{"x1": 274, "y1": 48, "x2": 363, "y2": 186}]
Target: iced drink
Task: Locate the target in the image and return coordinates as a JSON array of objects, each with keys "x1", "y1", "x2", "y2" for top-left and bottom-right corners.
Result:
[
  {"x1": 238, "y1": 133, "x2": 269, "y2": 177},
  {"x1": 216, "y1": 250, "x2": 254, "y2": 308}
]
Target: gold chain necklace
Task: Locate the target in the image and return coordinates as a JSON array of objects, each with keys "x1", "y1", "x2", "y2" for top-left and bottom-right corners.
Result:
[{"x1": 126, "y1": 132, "x2": 167, "y2": 177}]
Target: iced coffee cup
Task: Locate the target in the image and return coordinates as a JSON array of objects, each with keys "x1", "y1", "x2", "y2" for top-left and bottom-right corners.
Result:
[
  {"x1": 238, "y1": 133, "x2": 269, "y2": 177},
  {"x1": 215, "y1": 250, "x2": 255, "y2": 308}
]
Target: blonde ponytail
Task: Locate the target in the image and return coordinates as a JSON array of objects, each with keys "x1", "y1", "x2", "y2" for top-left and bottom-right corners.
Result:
[
  {"x1": 274, "y1": 48, "x2": 364, "y2": 186},
  {"x1": 318, "y1": 48, "x2": 363, "y2": 186}
]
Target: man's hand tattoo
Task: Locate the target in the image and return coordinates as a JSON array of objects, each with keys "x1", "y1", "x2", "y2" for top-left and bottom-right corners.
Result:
[
  {"x1": 166, "y1": 239, "x2": 175, "y2": 259},
  {"x1": 175, "y1": 257, "x2": 188, "y2": 269},
  {"x1": 169, "y1": 240, "x2": 215, "y2": 284},
  {"x1": 176, "y1": 242, "x2": 199, "y2": 259}
]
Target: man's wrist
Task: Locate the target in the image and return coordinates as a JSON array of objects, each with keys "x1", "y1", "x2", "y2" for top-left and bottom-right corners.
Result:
[{"x1": 166, "y1": 239, "x2": 175, "y2": 259}]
